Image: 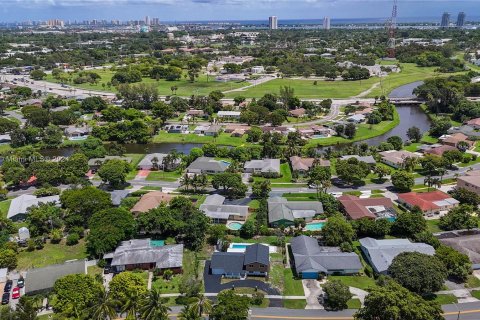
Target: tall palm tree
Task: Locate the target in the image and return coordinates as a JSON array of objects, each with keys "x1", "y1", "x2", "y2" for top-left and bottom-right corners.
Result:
[
  {"x1": 122, "y1": 290, "x2": 142, "y2": 320},
  {"x1": 192, "y1": 294, "x2": 212, "y2": 318},
  {"x1": 138, "y1": 288, "x2": 170, "y2": 320},
  {"x1": 178, "y1": 304, "x2": 201, "y2": 320},
  {"x1": 88, "y1": 288, "x2": 118, "y2": 320}
]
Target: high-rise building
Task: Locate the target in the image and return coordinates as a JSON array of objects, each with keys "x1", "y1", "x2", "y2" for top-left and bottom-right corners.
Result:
[
  {"x1": 323, "y1": 17, "x2": 331, "y2": 30},
  {"x1": 269, "y1": 16, "x2": 278, "y2": 30},
  {"x1": 456, "y1": 12, "x2": 466, "y2": 28},
  {"x1": 441, "y1": 12, "x2": 451, "y2": 28},
  {"x1": 152, "y1": 18, "x2": 160, "y2": 26},
  {"x1": 47, "y1": 19, "x2": 64, "y2": 27},
  {"x1": 145, "y1": 16, "x2": 150, "y2": 26}
]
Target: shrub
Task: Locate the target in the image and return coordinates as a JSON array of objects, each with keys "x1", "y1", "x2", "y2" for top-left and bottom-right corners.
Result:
[
  {"x1": 66, "y1": 233, "x2": 80, "y2": 246},
  {"x1": 251, "y1": 292, "x2": 265, "y2": 306}
]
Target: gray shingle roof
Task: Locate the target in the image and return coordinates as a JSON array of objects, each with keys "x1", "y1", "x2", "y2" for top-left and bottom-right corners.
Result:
[
  {"x1": 25, "y1": 260, "x2": 86, "y2": 294},
  {"x1": 244, "y1": 159, "x2": 281, "y2": 174},
  {"x1": 291, "y1": 236, "x2": 362, "y2": 274},
  {"x1": 359, "y1": 237, "x2": 435, "y2": 274},
  {"x1": 7, "y1": 195, "x2": 60, "y2": 220},
  {"x1": 187, "y1": 157, "x2": 229, "y2": 173},
  {"x1": 267, "y1": 197, "x2": 323, "y2": 224},
  {"x1": 111, "y1": 239, "x2": 183, "y2": 270},
  {"x1": 244, "y1": 244, "x2": 269, "y2": 265},
  {"x1": 340, "y1": 155, "x2": 376, "y2": 164},
  {"x1": 110, "y1": 190, "x2": 130, "y2": 206},
  {"x1": 210, "y1": 252, "x2": 245, "y2": 274},
  {"x1": 200, "y1": 195, "x2": 248, "y2": 220}
]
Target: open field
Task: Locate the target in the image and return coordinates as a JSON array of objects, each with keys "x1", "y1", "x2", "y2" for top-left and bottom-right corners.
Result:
[
  {"x1": 45, "y1": 70, "x2": 248, "y2": 97},
  {"x1": 17, "y1": 239, "x2": 88, "y2": 270},
  {"x1": 146, "y1": 170, "x2": 183, "y2": 182},
  {"x1": 153, "y1": 132, "x2": 248, "y2": 147}
]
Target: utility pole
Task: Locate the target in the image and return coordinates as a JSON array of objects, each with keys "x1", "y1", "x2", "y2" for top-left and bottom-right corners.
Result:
[{"x1": 387, "y1": 0, "x2": 398, "y2": 58}]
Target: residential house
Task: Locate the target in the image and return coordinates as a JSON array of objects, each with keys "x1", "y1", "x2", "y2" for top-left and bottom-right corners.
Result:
[
  {"x1": 64, "y1": 125, "x2": 90, "y2": 139},
  {"x1": 290, "y1": 235, "x2": 362, "y2": 279},
  {"x1": 205, "y1": 125, "x2": 222, "y2": 136},
  {"x1": 210, "y1": 244, "x2": 269, "y2": 278},
  {"x1": 165, "y1": 124, "x2": 189, "y2": 134},
  {"x1": 217, "y1": 111, "x2": 241, "y2": 120},
  {"x1": 289, "y1": 156, "x2": 330, "y2": 175},
  {"x1": 25, "y1": 260, "x2": 86, "y2": 295},
  {"x1": 347, "y1": 114, "x2": 366, "y2": 124},
  {"x1": 244, "y1": 159, "x2": 281, "y2": 176},
  {"x1": 137, "y1": 153, "x2": 180, "y2": 171},
  {"x1": 340, "y1": 155, "x2": 377, "y2": 166},
  {"x1": 88, "y1": 156, "x2": 133, "y2": 172},
  {"x1": 186, "y1": 109, "x2": 206, "y2": 118},
  {"x1": 7, "y1": 194, "x2": 60, "y2": 221},
  {"x1": 338, "y1": 195, "x2": 396, "y2": 220},
  {"x1": 457, "y1": 170, "x2": 480, "y2": 195},
  {"x1": 289, "y1": 108, "x2": 306, "y2": 118},
  {"x1": 423, "y1": 145, "x2": 457, "y2": 156},
  {"x1": 130, "y1": 191, "x2": 174, "y2": 214},
  {"x1": 397, "y1": 190, "x2": 459, "y2": 215},
  {"x1": 261, "y1": 126, "x2": 290, "y2": 136},
  {"x1": 359, "y1": 237, "x2": 435, "y2": 274},
  {"x1": 200, "y1": 194, "x2": 249, "y2": 224},
  {"x1": 107, "y1": 239, "x2": 183, "y2": 274},
  {"x1": 465, "y1": 118, "x2": 480, "y2": 129},
  {"x1": 441, "y1": 133, "x2": 474, "y2": 149},
  {"x1": 187, "y1": 157, "x2": 229, "y2": 174},
  {"x1": 448, "y1": 125, "x2": 480, "y2": 139},
  {"x1": 224, "y1": 124, "x2": 251, "y2": 134},
  {"x1": 251, "y1": 66, "x2": 265, "y2": 74},
  {"x1": 267, "y1": 197, "x2": 323, "y2": 227},
  {"x1": 379, "y1": 150, "x2": 420, "y2": 169},
  {"x1": 194, "y1": 125, "x2": 210, "y2": 135},
  {"x1": 110, "y1": 190, "x2": 130, "y2": 206}
]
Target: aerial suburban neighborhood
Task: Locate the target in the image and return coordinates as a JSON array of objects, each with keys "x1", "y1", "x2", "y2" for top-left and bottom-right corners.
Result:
[{"x1": 1, "y1": 2, "x2": 480, "y2": 320}]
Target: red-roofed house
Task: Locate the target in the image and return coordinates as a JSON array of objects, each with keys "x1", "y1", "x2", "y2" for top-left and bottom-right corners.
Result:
[
  {"x1": 423, "y1": 145, "x2": 457, "y2": 156},
  {"x1": 441, "y1": 133, "x2": 474, "y2": 149},
  {"x1": 397, "y1": 191, "x2": 459, "y2": 215},
  {"x1": 338, "y1": 195, "x2": 395, "y2": 220},
  {"x1": 289, "y1": 108, "x2": 306, "y2": 118},
  {"x1": 466, "y1": 118, "x2": 480, "y2": 129}
]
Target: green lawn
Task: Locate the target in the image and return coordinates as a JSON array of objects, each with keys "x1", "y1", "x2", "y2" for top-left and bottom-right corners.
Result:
[
  {"x1": 306, "y1": 108, "x2": 400, "y2": 147},
  {"x1": 328, "y1": 276, "x2": 377, "y2": 291},
  {"x1": 225, "y1": 77, "x2": 379, "y2": 99},
  {"x1": 283, "y1": 193, "x2": 319, "y2": 201},
  {"x1": 248, "y1": 199, "x2": 260, "y2": 210},
  {"x1": 254, "y1": 163, "x2": 293, "y2": 184},
  {"x1": 17, "y1": 239, "x2": 88, "y2": 270},
  {"x1": 347, "y1": 298, "x2": 362, "y2": 309},
  {"x1": 471, "y1": 290, "x2": 480, "y2": 299},
  {"x1": 146, "y1": 170, "x2": 183, "y2": 182},
  {"x1": 283, "y1": 268, "x2": 305, "y2": 296},
  {"x1": 45, "y1": 70, "x2": 248, "y2": 96},
  {"x1": 283, "y1": 299, "x2": 307, "y2": 309},
  {"x1": 427, "y1": 294, "x2": 458, "y2": 305},
  {"x1": 426, "y1": 219, "x2": 442, "y2": 233},
  {"x1": 465, "y1": 275, "x2": 480, "y2": 288},
  {"x1": 0, "y1": 199, "x2": 12, "y2": 219},
  {"x1": 153, "y1": 132, "x2": 248, "y2": 147},
  {"x1": 87, "y1": 265, "x2": 103, "y2": 277},
  {"x1": 125, "y1": 153, "x2": 145, "y2": 180}
]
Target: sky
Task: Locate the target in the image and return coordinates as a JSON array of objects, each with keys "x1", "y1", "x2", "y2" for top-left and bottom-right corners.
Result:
[{"x1": 1, "y1": 0, "x2": 478, "y2": 23}]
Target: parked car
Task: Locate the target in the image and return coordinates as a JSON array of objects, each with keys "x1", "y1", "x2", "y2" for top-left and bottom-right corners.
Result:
[
  {"x1": 4, "y1": 280, "x2": 13, "y2": 292},
  {"x1": 17, "y1": 278, "x2": 24, "y2": 288},
  {"x1": 103, "y1": 266, "x2": 111, "y2": 275},
  {"x1": 1, "y1": 292, "x2": 9, "y2": 305},
  {"x1": 11, "y1": 287, "x2": 20, "y2": 299}
]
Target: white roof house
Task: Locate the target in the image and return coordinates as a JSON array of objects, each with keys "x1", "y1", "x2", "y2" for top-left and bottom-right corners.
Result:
[
  {"x1": 7, "y1": 195, "x2": 60, "y2": 221},
  {"x1": 218, "y1": 111, "x2": 241, "y2": 118},
  {"x1": 244, "y1": 159, "x2": 281, "y2": 175}
]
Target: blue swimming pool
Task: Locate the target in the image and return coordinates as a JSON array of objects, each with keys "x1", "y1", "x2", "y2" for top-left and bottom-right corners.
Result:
[
  {"x1": 311, "y1": 135, "x2": 327, "y2": 139},
  {"x1": 231, "y1": 244, "x2": 249, "y2": 249},
  {"x1": 305, "y1": 222, "x2": 325, "y2": 231},
  {"x1": 150, "y1": 240, "x2": 165, "y2": 247},
  {"x1": 387, "y1": 217, "x2": 397, "y2": 222},
  {"x1": 227, "y1": 222, "x2": 243, "y2": 230}
]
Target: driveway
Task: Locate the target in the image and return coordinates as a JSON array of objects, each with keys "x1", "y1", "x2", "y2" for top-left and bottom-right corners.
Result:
[
  {"x1": 203, "y1": 261, "x2": 280, "y2": 296},
  {"x1": 302, "y1": 280, "x2": 323, "y2": 309}
]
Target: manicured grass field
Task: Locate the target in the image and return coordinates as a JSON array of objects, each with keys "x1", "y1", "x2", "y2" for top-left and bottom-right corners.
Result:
[
  {"x1": 146, "y1": 170, "x2": 183, "y2": 182},
  {"x1": 254, "y1": 163, "x2": 293, "y2": 184},
  {"x1": 465, "y1": 275, "x2": 480, "y2": 288},
  {"x1": 306, "y1": 108, "x2": 400, "y2": 147},
  {"x1": 328, "y1": 276, "x2": 377, "y2": 291},
  {"x1": 0, "y1": 199, "x2": 12, "y2": 219},
  {"x1": 428, "y1": 294, "x2": 458, "y2": 305},
  {"x1": 153, "y1": 132, "x2": 248, "y2": 147},
  {"x1": 225, "y1": 77, "x2": 379, "y2": 99},
  {"x1": 17, "y1": 239, "x2": 88, "y2": 270},
  {"x1": 283, "y1": 268, "x2": 305, "y2": 296},
  {"x1": 45, "y1": 70, "x2": 248, "y2": 97},
  {"x1": 283, "y1": 299, "x2": 307, "y2": 309}
]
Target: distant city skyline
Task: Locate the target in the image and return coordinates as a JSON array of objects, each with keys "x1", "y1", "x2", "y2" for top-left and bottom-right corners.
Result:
[{"x1": 0, "y1": 0, "x2": 478, "y2": 23}]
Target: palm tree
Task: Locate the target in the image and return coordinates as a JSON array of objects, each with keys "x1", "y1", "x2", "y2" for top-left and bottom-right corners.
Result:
[
  {"x1": 122, "y1": 290, "x2": 142, "y2": 320},
  {"x1": 180, "y1": 174, "x2": 192, "y2": 191},
  {"x1": 88, "y1": 288, "x2": 118, "y2": 320},
  {"x1": 178, "y1": 304, "x2": 201, "y2": 320},
  {"x1": 191, "y1": 294, "x2": 212, "y2": 318},
  {"x1": 151, "y1": 156, "x2": 159, "y2": 171},
  {"x1": 138, "y1": 288, "x2": 171, "y2": 320}
]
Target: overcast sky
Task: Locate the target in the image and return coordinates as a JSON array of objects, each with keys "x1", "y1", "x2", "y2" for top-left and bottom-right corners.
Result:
[{"x1": 1, "y1": 0, "x2": 478, "y2": 22}]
